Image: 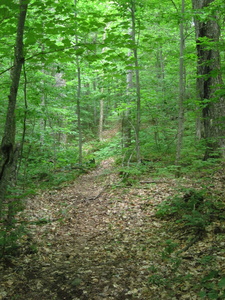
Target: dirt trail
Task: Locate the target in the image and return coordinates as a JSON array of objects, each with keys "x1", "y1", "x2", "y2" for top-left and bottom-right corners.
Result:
[{"x1": 0, "y1": 159, "x2": 209, "y2": 299}]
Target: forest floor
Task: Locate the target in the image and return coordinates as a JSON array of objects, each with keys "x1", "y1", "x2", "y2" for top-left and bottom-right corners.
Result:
[{"x1": 1, "y1": 157, "x2": 225, "y2": 299}]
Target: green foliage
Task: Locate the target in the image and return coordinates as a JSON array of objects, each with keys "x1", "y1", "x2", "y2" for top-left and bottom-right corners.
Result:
[
  {"x1": 18, "y1": 143, "x2": 81, "y2": 190},
  {"x1": 117, "y1": 163, "x2": 149, "y2": 185},
  {"x1": 55, "y1": 146, "x2": 79, "y2": 168},
  {"x1": 91, "y1": 136, "x2": 122, "y2": 160},
  {"x1": 0, "y1": 196, "x2": 26, "y2": 258},
  {"x1": 148, "y1": 263, "x2": 192, "y2": 289},
  {"x1": 148, "y1": 273, "x2": 167, "y2": 287},
  {"x1": 0, "y1": 0, "x2": 225, "y2": 275},
  {"x1": 161, "y1": 239, "x2": 179, "y2": 260},
  {"x1": 156, "y1": 188, "x2": 213, "y2": 232},
  {"x1": 154, "y1": 186, "x2": 225, "y2": 298},
  {"x1": 178, "y1": 137, "x2": 222, "y2": 177},
  {"x1": 0, "y1": 183, "x2": 39, "y2": 258},
  {"x1": 198, "y1": 271, "x2": 225, "y2": 299},
  {"x1": 0, "y1": 223, "x2": 25, "y2": 258}
]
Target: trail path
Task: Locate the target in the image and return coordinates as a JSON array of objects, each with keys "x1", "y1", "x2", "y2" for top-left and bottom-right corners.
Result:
[{"x1": 1, "y1": 159, "x2": 224, "y2": 299}]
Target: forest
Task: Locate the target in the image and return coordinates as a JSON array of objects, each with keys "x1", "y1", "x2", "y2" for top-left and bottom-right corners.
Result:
[{"x1": 1, "y1": 0, "x2": 225, "y2": 299}]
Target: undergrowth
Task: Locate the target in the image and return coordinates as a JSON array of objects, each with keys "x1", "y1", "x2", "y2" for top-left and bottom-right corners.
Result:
[{"x1": 154, "y1": 186, "x2": 225, "y2": 299}]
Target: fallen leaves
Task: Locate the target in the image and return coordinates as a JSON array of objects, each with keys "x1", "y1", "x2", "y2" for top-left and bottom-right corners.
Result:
[{"x1": 1, "y1": 159, "x2": 225, "y2": 299}]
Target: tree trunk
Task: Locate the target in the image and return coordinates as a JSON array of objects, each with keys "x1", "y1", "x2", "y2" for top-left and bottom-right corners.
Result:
[
  {"x1": 0, "y1": 0, "x2": 28, "y2": 219},
  {"x1": 74, "y1": 0, "x2": 83, "y2": 163},
  {"x1": 122, "y1": 0, "x2": 141, "y2": 163},
  {"x1": 192, "y1": 0, "x2": 225, "y2": 159},
  {"x1": 130, "y1": 0, "x2": 141, "y2": 163},
  {"x1": 156, "y1": 46, "x2": 165, "y2": 101},
  {"x1": 99, "y1": 98, "x2": 104, "y2": 141},
  {"x1": 99, "y1": 25, "x2": 110, "y2": 141},
  {"x1": 76, "y1": 62, "x2": 82, "y2": 163},
  {"x1": 175, "y1": 0, "x2": 185, "y2": 169},
  {"x1": 16, "y1": 63, "x2": 28, "y2": 179},
  {"x1": 122, "y1": 45, "x2": 133, "y2": 150}
]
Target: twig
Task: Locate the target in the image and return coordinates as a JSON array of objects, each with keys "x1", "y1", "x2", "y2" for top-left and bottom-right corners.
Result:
[
  {"x1": 179, "y1": 232, "x2": 203, "y2": 253},
  {"x1": 140, "y1": 180, "x2": 168, "y2": 184},
  {"x1": 83, "y1": 185, "x2": 109, "y2": 202}
]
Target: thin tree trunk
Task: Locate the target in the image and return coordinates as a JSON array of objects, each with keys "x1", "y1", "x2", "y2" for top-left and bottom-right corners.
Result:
[
  {"x1": 0, "y1": 0, "x2": 28, "y2": 219},
  {"x1": 75, "y1": 0, "x2": 82, "y2": 163},
  {"x1": 93, "y1": 79, "x2": 98, "y2": 127},
  {"x1": 17, "y1": 63, "x2": 28, "y2": 178},
  {"x1": 153, "y1": 47, "x2": 165, "y2": 148},
  {"x1": 99, "y1": 98, "x2": 104, "y2": 141},
  {"x1": 99, "y1": 24, "x2": 110, "y2": 141},
  {"x1": 77, "y1": 62, "x2": 82, "y2": 164},
  {"x1": 40, "y1": 92, "x2": 46, "y2": 145},
  {"x1": 131, "y1": 0, "x2": 141, "y2": 163},
  {"x1": 122, "y1": 44, "x2": 133, "y2": 149},
  {"x1": 175, "y1": 0, "x2": 185, "y2": 169},
  {"x1": 156, "y1": 46, "x2": 165, "y2": 101}
]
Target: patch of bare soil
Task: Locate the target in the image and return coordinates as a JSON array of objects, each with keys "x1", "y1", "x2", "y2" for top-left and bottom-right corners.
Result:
[{"x1": 1, "y1": 159, "x2": 225, "y2": 299}]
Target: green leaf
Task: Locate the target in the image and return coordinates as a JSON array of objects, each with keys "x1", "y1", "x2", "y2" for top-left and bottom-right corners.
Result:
[
  {"x1": 202, "y1": 270, "x2": 220, "y2": 282},
  {"x1": 208, "y1": 291, "x2": 219, "y2": 299},
  {"x1": 75, "y1": 48, "x2": 85, "y2": 56},
  {"x1": 198, "y1": 291, "x2": 207, "y2": 298},
  {"x1": 218, "y1": 277, "x2": 225, "y2": 288}
]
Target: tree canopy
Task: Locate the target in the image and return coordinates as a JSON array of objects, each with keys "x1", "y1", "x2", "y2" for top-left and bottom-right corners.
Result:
[{"x1": 0, "y1": 2, "x2": 225, "y2": 297}]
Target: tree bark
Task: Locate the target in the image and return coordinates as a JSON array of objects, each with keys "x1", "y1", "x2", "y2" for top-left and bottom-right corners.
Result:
[
  {"x1": 175, "y1": 0, "x2": 185, "y2": 169},
  {"x1": 74, "y1": 0, "x2": 83, "y2": 163},
  {"x1": 192, "y1": 0, "x2": 225, "y2": 159},
  {"x1": 122, "y1": 0, "x2": 141, "y2": 163},
  {"x1": 76, "y1": 62, "x2": 83, "y2": 163},
  {"x1": 130, "y1": 0, "x2": 141, "y2": 163},
  {"x1": 99, "y1": 98, "x2": 104, "y2": 141},
  {"x1": 0, "y1": 0, "x2": 28, "y2": 219},
  {"x1": 99, "y1": 24, "x2": 110, "y2": 141},
  {"x1": 122, "y1": 39, "x2": 133, "y2": 150}
]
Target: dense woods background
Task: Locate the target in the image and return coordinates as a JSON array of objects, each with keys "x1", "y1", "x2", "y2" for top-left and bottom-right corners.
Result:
[
  {"x1": 1, "y1": 0, "x2": 225, "y2": 298},
  {"x1": 1, "y1": 0, "x2": 225, "y2": 192}
]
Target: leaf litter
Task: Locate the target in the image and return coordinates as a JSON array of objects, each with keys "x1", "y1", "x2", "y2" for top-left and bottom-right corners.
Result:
[{"x1": 1, "y1": 159, "x2": 225, "y2": 299}]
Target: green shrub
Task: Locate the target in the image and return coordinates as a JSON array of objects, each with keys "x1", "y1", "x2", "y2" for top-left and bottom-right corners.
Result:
[
  {"x1": 0, "y1": 223, "x2": 25, "y2": 258},
  {"x1": 198, "y1": 271, "x2": 225, "y2": 299},
  {"x1": 156, "y1": 188, "x2": 211, "y2": 232}
]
